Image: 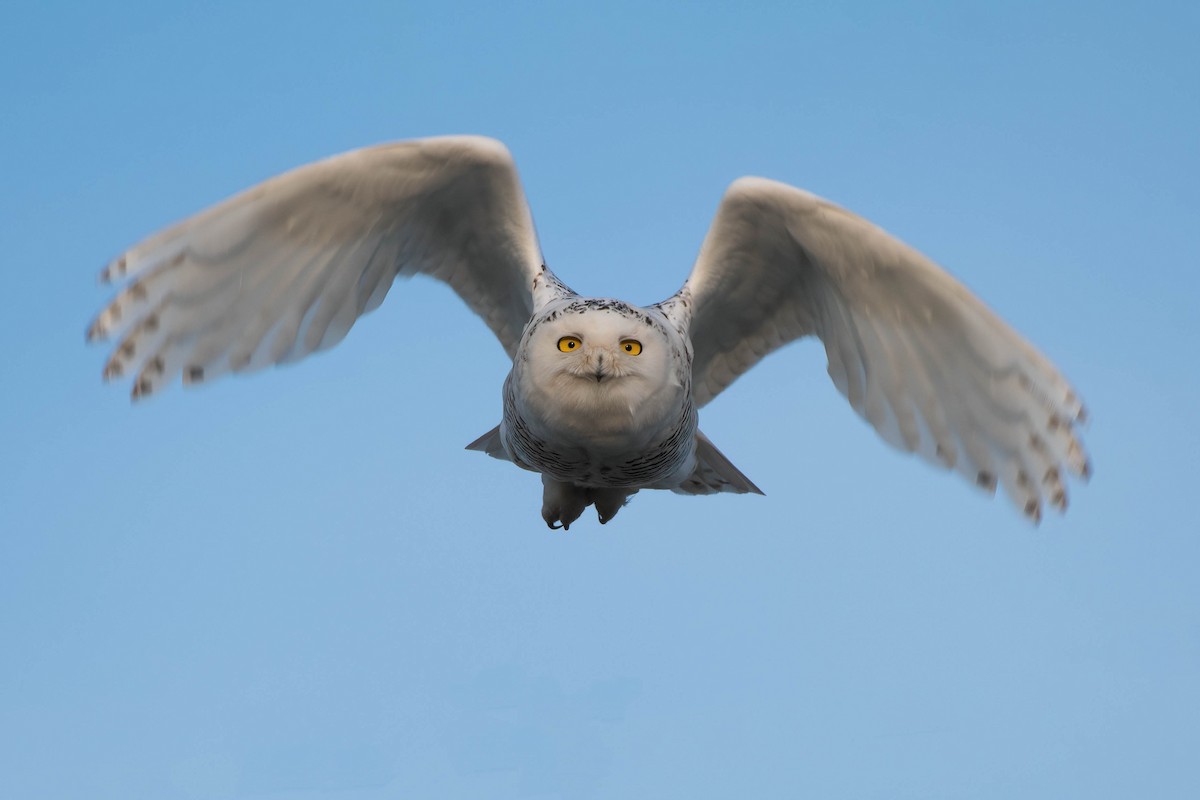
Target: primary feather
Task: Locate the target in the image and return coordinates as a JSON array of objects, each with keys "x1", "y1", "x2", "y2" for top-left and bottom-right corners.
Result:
[
  {"x1": 90, "y1": 136, "x2": 1090, "y2": 526},
  {"x1": 87, "y1": 136, "x2": 543, "y2": 397}
]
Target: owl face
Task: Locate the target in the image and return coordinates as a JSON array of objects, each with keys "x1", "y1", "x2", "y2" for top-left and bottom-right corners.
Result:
[
  {"x1": 525, "y1": 302, "x2": 671, "y2": 382},
  {"x1": 516, "y1": 299, "x2": 685, "y2": 438}
]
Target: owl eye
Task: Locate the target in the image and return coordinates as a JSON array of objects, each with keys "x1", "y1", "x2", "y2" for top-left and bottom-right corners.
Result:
[
  {"x1": 620, "y1": 339, "x2": 643, "y2": 356},
  {"x1": 557, "y1": 336, "x2": 582, "y2": 352}
]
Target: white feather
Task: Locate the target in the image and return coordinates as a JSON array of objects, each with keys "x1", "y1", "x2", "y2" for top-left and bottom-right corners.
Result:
[{"x1": 661, "y1": 177, "x2": 1089, "y2": 520}]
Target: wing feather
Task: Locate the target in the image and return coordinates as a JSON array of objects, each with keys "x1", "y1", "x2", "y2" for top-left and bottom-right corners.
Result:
[
  {"x1": 660, "y1": 177, "x2": 1089, "y2": 520},
  {"x1": 89, "y1": 135, "x2": 546, "y2": 398}
]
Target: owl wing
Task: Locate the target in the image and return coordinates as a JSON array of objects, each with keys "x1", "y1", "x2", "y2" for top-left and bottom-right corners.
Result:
[
  {"x1": 88, "y1": 135, "x2": 548, "y2": 398},
  {"x1": 658, "y1": 177, "x2": 1090, "y2": 521}
]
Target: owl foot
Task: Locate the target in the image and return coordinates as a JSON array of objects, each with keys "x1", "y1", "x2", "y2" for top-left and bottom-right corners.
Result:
[
  {"x1": 541, "y1": 476, "x2": 588, "y2": 530},
  {"x1": 592, "y1": 487, "x2": 636, "y2": 524},
  {"x1": 540, "y1": 476, "x2": 636, "y2": 529}
]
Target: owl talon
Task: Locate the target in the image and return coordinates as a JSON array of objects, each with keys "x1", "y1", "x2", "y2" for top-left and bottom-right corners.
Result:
[
  {"x1": 541, "y1": 475, "x2": 587, "y2": 530},
  {"x1": 592, "y1": 487, "x2": 634, "y2": 526}
]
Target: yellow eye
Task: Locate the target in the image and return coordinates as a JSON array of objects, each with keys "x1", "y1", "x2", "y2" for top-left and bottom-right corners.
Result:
[
  {"x1": 557, "y1": 336, "x2": 582, "y2": 352},
  {"x1": 620, "y1": 339, "x2": 643, "y2": 356}
]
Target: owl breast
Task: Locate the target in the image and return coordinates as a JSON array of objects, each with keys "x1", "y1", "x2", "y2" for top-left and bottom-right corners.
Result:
[{"x1": 500, "y1": 374, "x2": 698, "y2": 488}]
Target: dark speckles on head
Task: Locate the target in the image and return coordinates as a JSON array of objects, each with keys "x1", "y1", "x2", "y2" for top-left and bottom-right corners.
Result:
[{"x1": 555, "y1": 298, "x2": 672, "y2": 339}]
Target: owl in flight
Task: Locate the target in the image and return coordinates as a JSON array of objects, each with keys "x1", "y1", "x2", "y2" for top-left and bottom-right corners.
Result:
[{"x1": 88, "y1": 136, "x2": 1090, "y2": 529}]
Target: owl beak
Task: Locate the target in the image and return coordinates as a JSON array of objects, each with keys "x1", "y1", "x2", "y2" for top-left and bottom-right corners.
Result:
[{"x1": 593, "y1": 353, "x2": 609, "y2": 382}]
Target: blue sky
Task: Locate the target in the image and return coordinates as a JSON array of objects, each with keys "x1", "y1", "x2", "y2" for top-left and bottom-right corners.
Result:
[{"x1": 2, "y1": 1, "x2": 1197, "y2": 798}]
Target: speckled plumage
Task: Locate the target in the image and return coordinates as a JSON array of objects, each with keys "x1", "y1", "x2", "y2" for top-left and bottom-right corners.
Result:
[{"x1": 88, "y1": 135, "x2": 1090, "y2": 528}]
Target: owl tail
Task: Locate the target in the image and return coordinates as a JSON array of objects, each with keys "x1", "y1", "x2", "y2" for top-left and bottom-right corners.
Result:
[
  {"x1": 672, "y1": 430, "x2": 764, "y2": 496},
  {"x1": 465, "y1": 424, "x2": 510, "y2": 460}
]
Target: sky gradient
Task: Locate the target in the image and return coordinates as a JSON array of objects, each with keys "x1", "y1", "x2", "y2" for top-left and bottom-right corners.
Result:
[{"x1": 2, "y1": 2, "x2": 1198, "y2": 798}]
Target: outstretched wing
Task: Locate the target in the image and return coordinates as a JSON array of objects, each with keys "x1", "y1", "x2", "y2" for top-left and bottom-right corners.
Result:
[
  {"x1": 88, "y1": 135, "x2": 545, "y2": 398},
  {"x1": 658, "y1": 177, "x2": 1090, "y2": 521}
]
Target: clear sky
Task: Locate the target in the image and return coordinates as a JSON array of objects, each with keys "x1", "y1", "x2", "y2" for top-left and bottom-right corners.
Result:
[{"x1": 2, "y1": 1, "x2": 1197, "y2": 798}]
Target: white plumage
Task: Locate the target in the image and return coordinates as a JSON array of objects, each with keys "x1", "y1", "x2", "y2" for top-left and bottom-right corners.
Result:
[{"x1": 88, "y1": 135, "x2": 1090, "y2": 527}]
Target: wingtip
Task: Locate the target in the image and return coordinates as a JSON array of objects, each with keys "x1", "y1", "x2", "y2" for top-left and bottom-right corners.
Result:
[
  {"x1": 130, "y1": 376, "x2": 154, "y2": 402},
  {"x1": 99, "y1": 255, "x2": 127, "y2": 285},
  {"x1": 85, "y1": 317, "x2": 106, "y2": 343}
]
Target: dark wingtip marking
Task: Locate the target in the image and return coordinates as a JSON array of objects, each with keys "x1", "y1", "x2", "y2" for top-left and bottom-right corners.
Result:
[
  {"x1": 976, "y1": 471, "x2": 996, "y2": 491},
  {"x1": 99, "y1": 255, "x2": 126, "y2": 283},
  {"x1": 936, "y1": 444, "x2": 957, "y2": 468},
  {"x1": 86, "y1": 318, "x2": 106, "y2": 343},
  {"x1": 131, "y1": 377, "x2": 152, "y2": 401}
]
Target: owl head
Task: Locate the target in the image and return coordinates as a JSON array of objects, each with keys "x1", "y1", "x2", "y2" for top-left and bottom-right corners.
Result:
[{"x1": 517, "y1": 298, "x2": 686, "y2": 431}]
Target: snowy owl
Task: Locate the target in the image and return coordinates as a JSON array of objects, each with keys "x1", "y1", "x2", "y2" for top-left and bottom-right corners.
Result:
[{"x1": 88, "y1": 136, "x2": 1090, "y2": 528}]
